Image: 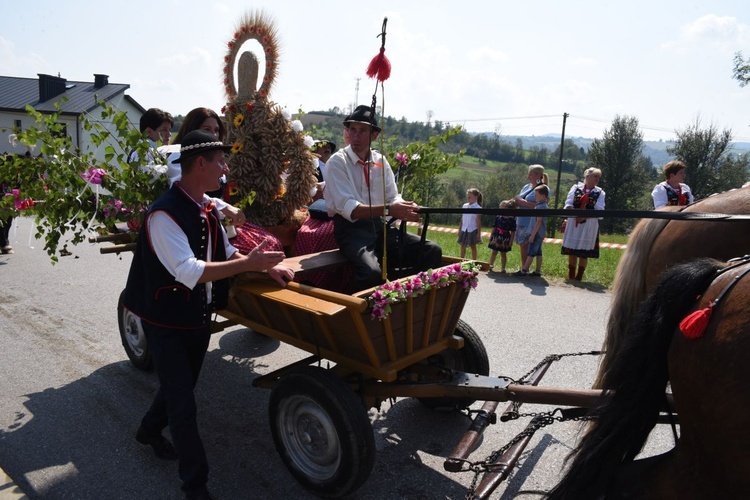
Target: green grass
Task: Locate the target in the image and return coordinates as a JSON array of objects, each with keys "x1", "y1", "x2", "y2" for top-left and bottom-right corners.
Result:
[{"x1": 412, "y1": 226, "x2": 626, "y2": 290}]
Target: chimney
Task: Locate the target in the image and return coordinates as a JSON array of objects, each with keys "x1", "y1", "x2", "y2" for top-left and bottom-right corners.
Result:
[
  {"x1": 94, "y1": 74, "x2": 109, "y2": 89},
  {"x1": 38, "y1": 73, "x2": 67, "y2": 102}
]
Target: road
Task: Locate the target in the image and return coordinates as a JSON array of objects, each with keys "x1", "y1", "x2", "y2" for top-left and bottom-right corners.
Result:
[{"x1": 0, "y1": 217, "x2": 673, "y2": 499}]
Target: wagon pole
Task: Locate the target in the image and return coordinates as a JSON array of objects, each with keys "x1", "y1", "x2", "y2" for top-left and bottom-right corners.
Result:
[{"x1": 444, "y1": 356, "x2": 555, "y2": 472}]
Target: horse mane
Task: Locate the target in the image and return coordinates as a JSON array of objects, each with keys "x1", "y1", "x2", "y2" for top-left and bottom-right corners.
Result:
[
  {"x1": 547, "y1": 258, "x2": 723, "y2": 500},
  {"x1": 593, "y1": 215, "x2": 670, "y2": 388}
]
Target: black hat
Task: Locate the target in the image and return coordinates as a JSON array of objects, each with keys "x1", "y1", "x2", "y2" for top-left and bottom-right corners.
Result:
[
  {"x1": 312, "y1": 139, "x2": 336, "y2": 152},
  {"x1": 172, "y1": 130, "x2": 232, "y2": 163},
  {"x1": 343, "y1": 105, "x2": 381, "y2": 132}
]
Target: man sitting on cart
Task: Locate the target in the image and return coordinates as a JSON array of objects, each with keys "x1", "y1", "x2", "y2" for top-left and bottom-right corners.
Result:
[
  {"x1": 324, "y1": 105, "x2": 442, "y2": 293},
  {"x1": 122, "y1": 130, "x2": 293, "y2": 500}
]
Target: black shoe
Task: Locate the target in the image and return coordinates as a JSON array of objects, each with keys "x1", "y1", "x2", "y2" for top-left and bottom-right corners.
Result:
[
  {"x1": 185, "y1": 487, "x2": 216, "y2": 500},
  {"x1": 136, "y1": 428, "x2": 178, "y2": 461}
]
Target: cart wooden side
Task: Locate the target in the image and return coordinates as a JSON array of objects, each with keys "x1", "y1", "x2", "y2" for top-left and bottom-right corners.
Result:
[{"x1": 222, "y1": 262, "x2": 469, "y2": 383}]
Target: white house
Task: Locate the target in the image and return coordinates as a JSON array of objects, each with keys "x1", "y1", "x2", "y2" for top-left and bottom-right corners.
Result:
[{"x1": 0, "y1": 73, "x2": 145, "y2": 162}]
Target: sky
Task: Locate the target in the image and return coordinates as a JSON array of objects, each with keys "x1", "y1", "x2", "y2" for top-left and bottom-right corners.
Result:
[{"x1": 3, "y1": 0, "x2": 750, "y2": 142}]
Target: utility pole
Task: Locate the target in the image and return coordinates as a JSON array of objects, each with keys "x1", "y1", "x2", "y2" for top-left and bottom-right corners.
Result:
[
  {"x1": 354, "y1": 78, "x2": 361, "y2": 107},
  {"x1": 552, "y1": 112, "x2": 569, "y2": 237}
]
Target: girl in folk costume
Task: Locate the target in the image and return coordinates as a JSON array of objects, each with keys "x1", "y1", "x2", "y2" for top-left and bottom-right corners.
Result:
[
  {"x1": 561, "y1": 167, "x2": 606, "y2": 281},
  {"x1": 487, "y1": 199, "x2": 517, "y2": 273},
  {"x1": 457, "y1": 188, "x2": 483, "y2": 260},
  {"x1": 651, "y1": 160, "x2": 694, "y2": 209}
]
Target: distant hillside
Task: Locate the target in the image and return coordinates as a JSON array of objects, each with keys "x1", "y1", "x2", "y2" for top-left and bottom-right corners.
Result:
[{"x1": 502, "y1": 134, "x2": 750, "y2": 167}]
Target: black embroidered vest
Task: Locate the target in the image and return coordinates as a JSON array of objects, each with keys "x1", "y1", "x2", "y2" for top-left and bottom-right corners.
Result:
[{"x1": 123, "y1": 185, "x2": 229, "y2": 329}]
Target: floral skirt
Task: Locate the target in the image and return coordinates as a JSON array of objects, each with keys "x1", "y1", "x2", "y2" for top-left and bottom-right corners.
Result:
[{"x1": 488, "y1": 228, "x2": 512, "y2": 252}]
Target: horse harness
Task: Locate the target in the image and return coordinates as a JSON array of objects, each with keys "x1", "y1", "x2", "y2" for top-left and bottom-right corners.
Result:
[{"x1": 679, "y1": 254, "x2": 750, "y2": 339}]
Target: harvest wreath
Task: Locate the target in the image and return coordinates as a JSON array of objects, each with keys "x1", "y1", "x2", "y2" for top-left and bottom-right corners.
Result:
[{"x1": 222, "y1": 11, "x2": 317, "y2": 228}]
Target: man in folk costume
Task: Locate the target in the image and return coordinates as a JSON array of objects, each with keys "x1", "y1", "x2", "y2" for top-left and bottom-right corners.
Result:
[
  {"x1": 324, "y1": 105, "x2": 442, "y2": 293},
  {"x1": 124, "y1": 130, "x2": 293, "y2": 500},
  {"x1": 652, "y1": 160, "x2": 694, "y2": 209}
]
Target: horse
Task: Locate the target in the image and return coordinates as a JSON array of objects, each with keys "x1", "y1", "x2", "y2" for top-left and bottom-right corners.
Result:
[
  {"x1": 548, "y1": 256, "x2": 750, "y2": 499},
  {"x1": 595, "y1": 185, "x2": 750, "y2": 388}
]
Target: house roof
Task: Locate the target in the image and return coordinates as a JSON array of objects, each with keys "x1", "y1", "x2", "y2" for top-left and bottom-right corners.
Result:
[{"x1": 0, "y1": 74, "x2": 141, "y2": 115}]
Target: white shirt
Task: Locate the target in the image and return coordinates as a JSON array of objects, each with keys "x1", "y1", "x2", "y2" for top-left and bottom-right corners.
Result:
[
  {"x1": 651, "y1": 181, "x2": 694, "y2": 209},
  {"x1": 147, "y1": 186, "x2": 238, "y2": 303},
  {"x1": 564, "y1": 183, "x2": 606, "y2": 211},
  {"x1": 324, "y1": 146, "x2": 402, "y2": 221},
  {"x1": 461, "y1": 202, "x2": 481, "y2": 232}
]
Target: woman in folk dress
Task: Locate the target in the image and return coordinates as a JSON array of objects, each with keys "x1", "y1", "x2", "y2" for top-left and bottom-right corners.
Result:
[{"x1": 561, "y1": 167, "x2": 605, "y2": 281}]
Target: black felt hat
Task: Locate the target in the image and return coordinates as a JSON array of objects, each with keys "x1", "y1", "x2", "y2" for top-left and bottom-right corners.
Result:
[
  {"x1": 173, "y1": 130, "x2": 232, "y2": 163},
  {"x1": 343, "y1": 105, "x2": 381, "y2": 132}
]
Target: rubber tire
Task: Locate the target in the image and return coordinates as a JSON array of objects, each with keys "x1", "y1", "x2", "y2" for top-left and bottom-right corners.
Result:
[
  {"x1": 418, "y1": 319, "x2": 490, "y2": 410},
  {"x1": 117, "y1": 290, "x2": 153, "y2": 371},
  {"x1": 269, "y1": 366, "x2": 376, "y2": 498}
]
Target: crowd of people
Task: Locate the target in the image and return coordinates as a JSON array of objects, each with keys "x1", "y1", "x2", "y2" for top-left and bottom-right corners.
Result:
[{"x1": 475, "y1": 160, "x2": 694, "y2": 281}]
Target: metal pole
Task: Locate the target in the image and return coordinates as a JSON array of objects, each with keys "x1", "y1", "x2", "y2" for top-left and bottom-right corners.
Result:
[{"x1": 551, "y1": 112, "x2": 568, "y2": 238}]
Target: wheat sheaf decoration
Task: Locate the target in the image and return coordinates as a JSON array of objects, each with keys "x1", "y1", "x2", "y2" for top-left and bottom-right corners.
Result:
[{"x1": 223, "y1": 10, "x2": 317, "y2": 227}]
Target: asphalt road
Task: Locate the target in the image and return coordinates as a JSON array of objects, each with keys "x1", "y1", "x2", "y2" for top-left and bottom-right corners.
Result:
[{"x1": 0, "y1": 217, "x2": 673, "y2": 499}]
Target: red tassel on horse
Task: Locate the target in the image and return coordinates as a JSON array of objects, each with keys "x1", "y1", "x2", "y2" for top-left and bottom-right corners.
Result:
[
  {"x1": 679, "y1": 303, "x2": 713, "y2": 339},
  {"x1": 366, "y1": 47, "x2": 391, "y2": 82}
]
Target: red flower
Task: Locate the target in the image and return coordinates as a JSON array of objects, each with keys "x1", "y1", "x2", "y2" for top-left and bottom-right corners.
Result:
[{"x1": 246, "y1": 102, "x2": 253, "y2": 111}]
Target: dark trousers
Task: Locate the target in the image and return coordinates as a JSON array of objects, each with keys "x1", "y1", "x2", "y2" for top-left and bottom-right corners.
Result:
[
  {"x1": 140, "y1": 323, "x2": 211, "y2": 493},
  {"x1": 1, "y1": 217, "x2": 12, "y2": 247},
  {"x1": 333, "y1": 215, "x2": 442, "y2": 293}
]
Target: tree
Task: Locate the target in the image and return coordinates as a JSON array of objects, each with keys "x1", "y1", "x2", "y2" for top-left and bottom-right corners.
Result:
[
  {"x1": 733, "y1": 51, "x2": 750, "y2": 87},
  {"x1": 587, "y1": 115, "x2": 650, "y2": 233},
  {"x1": 667, "y1": 118, "x2": 748, "y2": 198}
]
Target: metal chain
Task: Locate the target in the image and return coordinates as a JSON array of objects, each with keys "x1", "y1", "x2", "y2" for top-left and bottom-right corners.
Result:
[{"x1": 457, "y1": 350, "x2": 603, "y2": 499}]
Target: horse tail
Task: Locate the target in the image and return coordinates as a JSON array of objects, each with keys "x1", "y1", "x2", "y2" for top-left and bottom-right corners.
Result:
[
  {"x1": 547, "y1": 258, "x2": 723, "y2": 500},
  {"x1": 593, "y1": 216, "x2": 670, "y2": 389}
]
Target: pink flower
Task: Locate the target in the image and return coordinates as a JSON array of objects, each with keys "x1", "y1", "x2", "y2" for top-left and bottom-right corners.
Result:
[
  {"x1": 395, "y1": 152, "x2": 408, "y2": 166},
  {"x1": 81, "y1": 167, "x2": 107, "y2": 185}
]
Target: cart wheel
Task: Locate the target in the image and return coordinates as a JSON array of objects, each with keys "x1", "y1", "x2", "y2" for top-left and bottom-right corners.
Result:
[
  {"x1": 419, "y1": 319, "x2": 490, "y2": 410},
  {"x1": 269, "y1": 366, "x2": 375, "y2": 498},
  {"x1": 117, "y1": 290, "x2": 153, "y2": 371}
]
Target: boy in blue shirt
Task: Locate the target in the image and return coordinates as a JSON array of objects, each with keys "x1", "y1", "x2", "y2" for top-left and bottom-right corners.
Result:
[{"x1": 516, "y1": 184, "x2": 549, "y2": 276}]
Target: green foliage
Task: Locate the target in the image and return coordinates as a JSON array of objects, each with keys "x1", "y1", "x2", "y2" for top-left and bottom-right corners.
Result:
[
  {"x1": 588, "y1": 115, "x2": 651, "y2": 233},
  {"x1": 733, "y1": 51, "x2": 750, "y2": 88},
  {"x1": 667, "y1": 119, "x2": 749, "y2": 198},
  {"x1": 0, "y1": 99, "x2": 169, "y2": 262},
  {"x1": 387, "y1": 126, "x2": 466, "y2": 206}
]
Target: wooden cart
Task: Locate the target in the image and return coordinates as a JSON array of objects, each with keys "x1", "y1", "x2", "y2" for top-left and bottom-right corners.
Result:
[{"x1": 99, "y1": 236, "x2": 604, "y2": 498}]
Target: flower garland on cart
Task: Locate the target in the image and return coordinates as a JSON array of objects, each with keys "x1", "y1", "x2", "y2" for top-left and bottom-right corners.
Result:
[
  {"x1": 222, "y1": 11, "x2": 318, "y2": 228},
  {"x1": 368, "y1": 262, "x2": 480, "y2": 320}
]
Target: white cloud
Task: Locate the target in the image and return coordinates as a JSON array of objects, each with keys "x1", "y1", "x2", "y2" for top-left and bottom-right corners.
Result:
[
  {"x1": 569, "y1": 56, "x2": 597, "y2": 67},
  {"x1": 661, "y1": 14, "x2": 750, "y2": 52},
  {"x1": 467, "y1": 47, "x2": 509, "y2": 64}
]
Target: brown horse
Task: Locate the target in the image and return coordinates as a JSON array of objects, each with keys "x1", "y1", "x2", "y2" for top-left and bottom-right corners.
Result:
[
  {"x1": 549, "y1": 257, "x2": 750, "y2": 499},
  {"x1": 595, "y1": 186, "x2": 750, "y2": 388}
]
